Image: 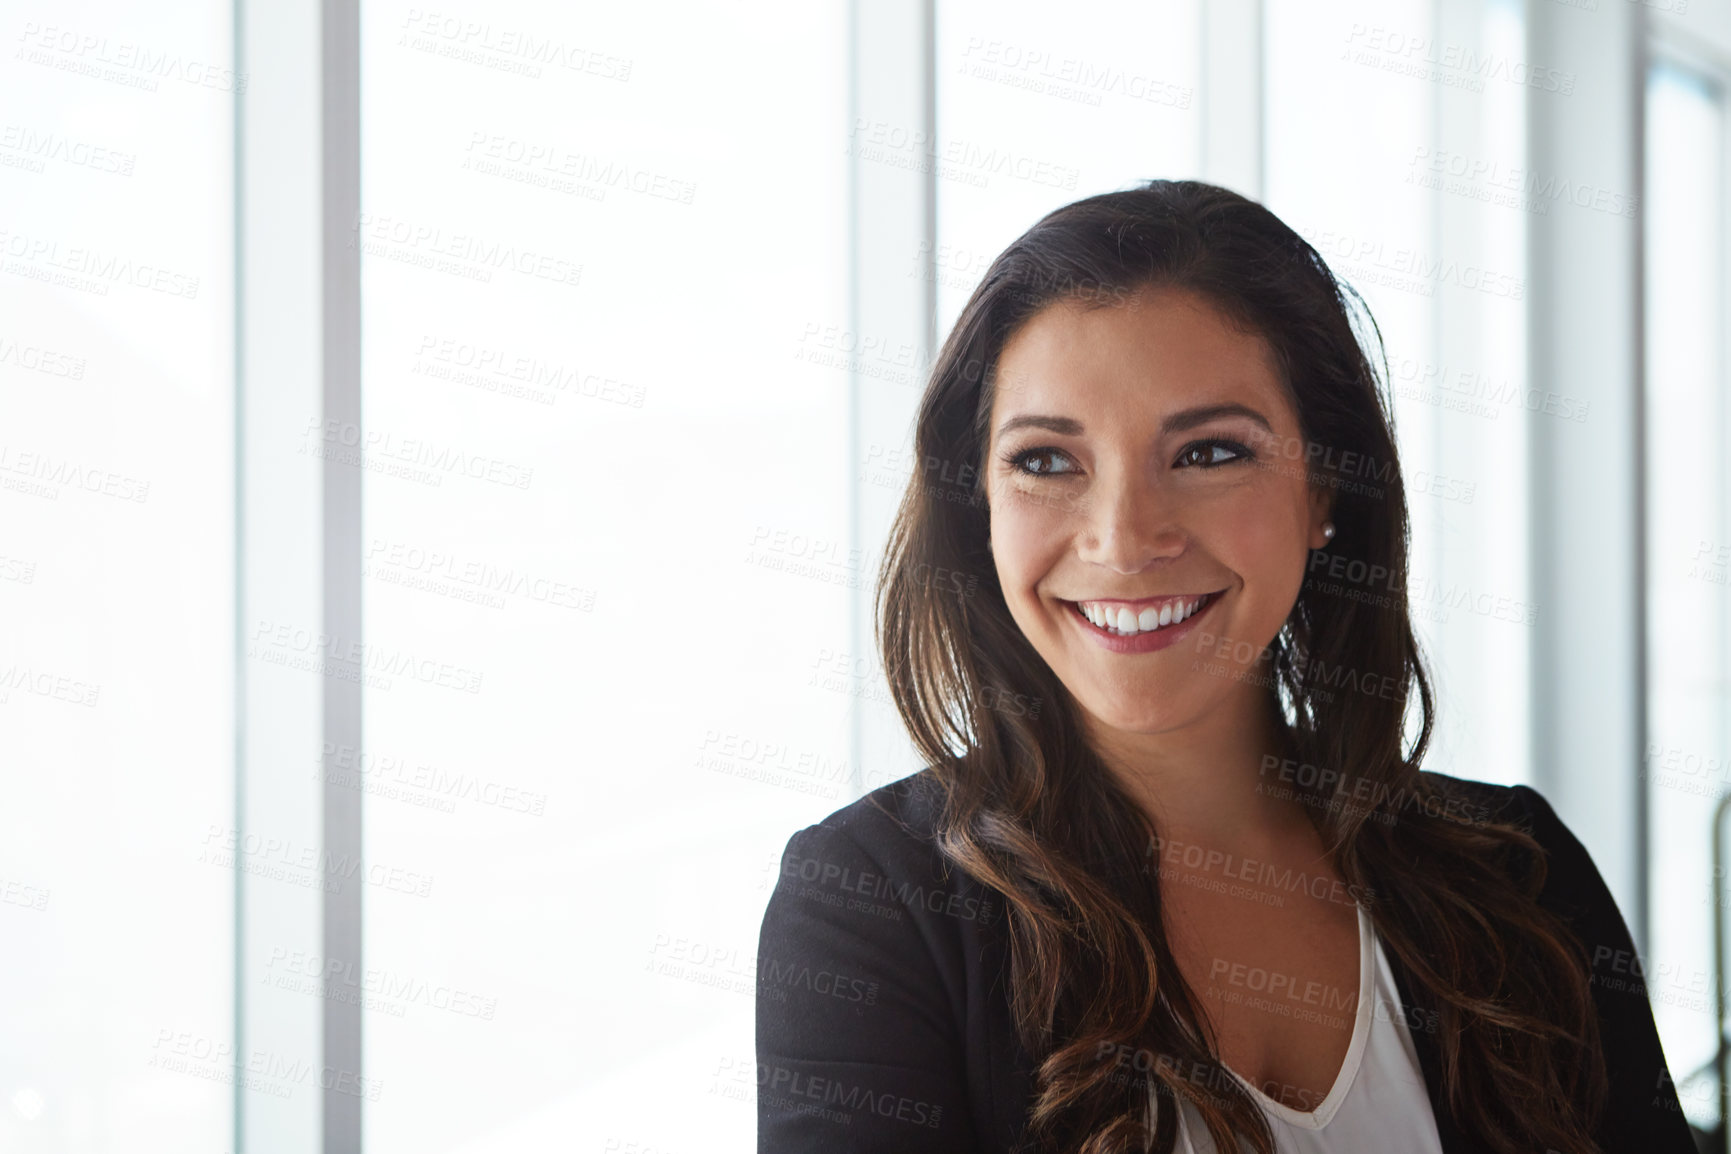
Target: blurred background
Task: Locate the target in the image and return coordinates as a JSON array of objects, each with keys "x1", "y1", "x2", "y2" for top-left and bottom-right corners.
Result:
[{"x1": 2, "y1": 0, "x2": 1729, "y2": 1150}]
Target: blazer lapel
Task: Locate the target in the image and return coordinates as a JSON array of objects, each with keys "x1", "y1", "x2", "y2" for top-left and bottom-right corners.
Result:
[{"x1": 1384, "y1": 943, "x2": 1478, "y2": 1154}]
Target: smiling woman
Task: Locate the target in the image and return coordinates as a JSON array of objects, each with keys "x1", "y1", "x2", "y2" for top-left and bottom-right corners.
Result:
[
  {"x1": 986, "y1": 288, "x2": 1326, "y2": 710},
  {"x1": 754, "y1": 181, "x2": 1692, "y2": 1154}
]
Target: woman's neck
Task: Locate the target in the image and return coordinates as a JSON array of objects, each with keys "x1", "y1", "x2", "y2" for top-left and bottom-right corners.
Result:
[{"x1": 1086, "y1": 692, "x2": 1316, "y2": 859}]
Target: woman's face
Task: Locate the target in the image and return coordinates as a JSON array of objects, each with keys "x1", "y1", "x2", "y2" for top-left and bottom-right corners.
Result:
[{"x1": 983, "y1": 284, "x2": 1333, "y2": 737}]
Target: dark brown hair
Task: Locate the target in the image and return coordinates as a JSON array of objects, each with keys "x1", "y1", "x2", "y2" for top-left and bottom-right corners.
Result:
[{"x1": 873, "y1": 180, "x2": 1607, "y2": 1153}]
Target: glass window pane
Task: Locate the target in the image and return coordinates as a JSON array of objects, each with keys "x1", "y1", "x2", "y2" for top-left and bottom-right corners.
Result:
[
  {"x1": 359, "y1": 3, "x2": 849, "y2": 1149},
  {"x1": 1266, "y1": 0, "x2": 1534, "y2": 787},
  {"x1": 934, "y1": 0, "x2": 1201, "y2": 333},
  {"x1": 1643, "y1": 58, "x2": 1726, "y2": 1133},
  {"x1": 0, "y1": 2, "x2": 235, "y2": 1150}
]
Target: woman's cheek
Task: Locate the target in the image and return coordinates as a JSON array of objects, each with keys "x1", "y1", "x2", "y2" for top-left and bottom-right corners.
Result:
[
  {"x1": 993, "y1": 497, "x2": 1071, "y2": 564},
  {"x1": 1222, "y1": 502, "x2": 1298, "y2": 570},
  {"x1": 1228, "y1": 525, "x2": 1311, "y2": 632}
]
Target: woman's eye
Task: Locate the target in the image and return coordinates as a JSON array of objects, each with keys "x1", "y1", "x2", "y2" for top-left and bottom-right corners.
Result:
[
  {"x1": 1007, "y1": 448, "x2": 1075, "y2": 477},
  {"x1": 1176, "y1": 439, "x2": 1253, "y2": 468},
  {"x1": 1010, "y1": 446, "x2": 1073, "y2": 477}
]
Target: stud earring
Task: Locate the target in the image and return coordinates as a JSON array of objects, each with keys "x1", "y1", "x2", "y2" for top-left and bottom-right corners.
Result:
[{"x1": 1322, "y1": 522, "x2": 1336, "y2": 541}]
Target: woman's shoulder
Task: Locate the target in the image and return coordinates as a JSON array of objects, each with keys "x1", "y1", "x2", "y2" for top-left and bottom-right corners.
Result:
[
  {"x1": 1410, "y1": 768, "x2": 1530, "y2": 820},
  {"x1": 1411, "y1": 769, "x2": 1593, "y2": 852},
  {"x1": 1415, "y1": 770, "x2": 1646, "y2": 989},
  {"x1": 782, "y1": 765, "x2": 978, "y2": 881},
  {"x1": 1413, "y1": 773, "x2": 1695, "y2": 1148},
  {"x1": 1412, "y1": 771, "x2": 1602, "y2": 897},
  {"x1": 767, "y1": 767, "x2": 1005, "y2": 935},
  {"x1": 805, "y1": 766, "x2": 948, "y2": 853},
  {"x1": 756, "y1": 768, "x2": 998, "y2": 1149},
  {"x1": 1413, "y1": 770, "x2": 1587, "y2": 861}
]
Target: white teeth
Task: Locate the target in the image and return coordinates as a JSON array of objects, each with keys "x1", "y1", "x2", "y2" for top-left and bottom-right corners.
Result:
[{"x1": 1078, "y1": 595, "x2": 1209, "y2": 636}]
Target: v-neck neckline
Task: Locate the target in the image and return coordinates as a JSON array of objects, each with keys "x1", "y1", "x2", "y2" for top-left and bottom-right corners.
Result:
[{"x1": 1219, "y1": 901, "x2": 1375, "y2": 1130}]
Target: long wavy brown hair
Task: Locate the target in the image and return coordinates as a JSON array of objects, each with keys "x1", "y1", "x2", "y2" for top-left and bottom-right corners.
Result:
[{"x1": 872, "y1": 180, "x2": 1607, "y2": 1154}]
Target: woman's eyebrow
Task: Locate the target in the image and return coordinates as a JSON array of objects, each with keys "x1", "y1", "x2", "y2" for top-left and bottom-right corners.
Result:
[
  {"x1": 1163, "y1": 402, "x2": 1275, "y2": 435},
  {"x1": 995, "y1": 414, "x2": 1084, "y2": 438},
  {"x1": 995, "y1": 403, "x2": 1274, "y2": 440}
]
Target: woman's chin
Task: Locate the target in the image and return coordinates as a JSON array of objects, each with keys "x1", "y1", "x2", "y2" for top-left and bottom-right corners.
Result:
[{"x1": 1080, "y1": 697, "x2": 1193, "y2": 737}]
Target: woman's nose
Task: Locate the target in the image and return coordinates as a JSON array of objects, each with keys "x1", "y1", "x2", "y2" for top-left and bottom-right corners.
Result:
[{"x1": 1075, "y1": 474, "x2": 1185, "y2": 575}]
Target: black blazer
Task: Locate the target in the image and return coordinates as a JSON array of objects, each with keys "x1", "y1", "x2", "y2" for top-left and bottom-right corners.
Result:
[{"x1": 755, "y1": 768, "x2": 1696, "y2": 1153}]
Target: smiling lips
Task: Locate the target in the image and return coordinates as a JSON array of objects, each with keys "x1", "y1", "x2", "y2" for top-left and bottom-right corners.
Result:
[{"x1": 1067, "y1": 591, "x2": 1223, "y2": 637}]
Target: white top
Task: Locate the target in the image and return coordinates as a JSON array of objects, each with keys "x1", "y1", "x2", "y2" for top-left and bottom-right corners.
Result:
[{"x1": 1163, "y1": 903, "x2": 1446, "y2": 1154}]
